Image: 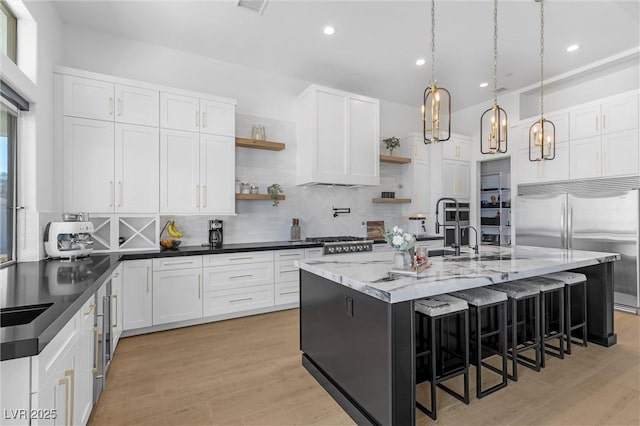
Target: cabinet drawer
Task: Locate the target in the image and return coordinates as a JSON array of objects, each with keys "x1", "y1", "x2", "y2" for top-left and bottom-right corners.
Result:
[
  {"x1": 274, "y1": 249, "x2": 305, "y2": 261},
  {"x1": 304, "y1": 247, "x2": 324, "y2": 258},
  {"x1": 153, "y1": 256, "x2": 202, "y2": 271},
  {"x1": 203, "y1": 285, "x2": 274, "y2": 316},
  {"x1": 203, "y1": 251, "x2": 274, "y2": 266},
  {"x1": 275, "y1": 260, "x2": 300, "y2": 283},
  {"x1": 275, "y1": 282, "x2": 300, "y2": 305},
  {"x1": 203, "y1": 262, "x2": 274, "y2": 291},
  {"x1": 373, "y1": 244, "x2": 393, "y2": 252}
]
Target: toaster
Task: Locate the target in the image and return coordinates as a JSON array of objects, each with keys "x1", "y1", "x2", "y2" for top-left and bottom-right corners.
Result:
[{"x1": 44, "y1": 221, "x2": 95, "y2": 260}]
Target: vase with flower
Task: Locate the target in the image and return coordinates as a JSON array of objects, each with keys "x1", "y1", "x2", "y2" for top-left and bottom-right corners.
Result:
[{"x1": 383, "y1": 226, "x2": 416, "y2": 270}]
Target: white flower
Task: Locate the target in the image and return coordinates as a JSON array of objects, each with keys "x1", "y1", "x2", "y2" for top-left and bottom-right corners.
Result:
[
  {"x1": 397, "y1": 228, "x2": 403, "y2": 234},
  {"x1": 404, "y1": 233, "x2": 413, "y2": 242},
  {"x1": 392, "y1": 226, "x2": 399, "y2": 233},
  {"x1": 392, "y1": 235, "x2": 403, "y2": 246}
]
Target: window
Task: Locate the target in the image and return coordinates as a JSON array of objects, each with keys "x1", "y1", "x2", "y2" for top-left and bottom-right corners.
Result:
[
  {"x1": 0, "y1": 101, "x2": 16, "y2": 264},
  {"x1": 0, "y1": 1, "x2": 17, "y2": 63}
]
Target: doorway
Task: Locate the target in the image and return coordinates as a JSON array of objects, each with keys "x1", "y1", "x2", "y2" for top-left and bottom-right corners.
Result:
[{"x1": 479, "y1": 158, "x2": 511, "y2": 246}]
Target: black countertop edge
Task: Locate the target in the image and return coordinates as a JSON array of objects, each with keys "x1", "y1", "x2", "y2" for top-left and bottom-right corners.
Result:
[{"x1": 120, "y1": 240, "x2": 323, "y2": 260}]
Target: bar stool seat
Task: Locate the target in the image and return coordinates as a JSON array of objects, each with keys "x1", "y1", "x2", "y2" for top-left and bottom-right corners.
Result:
[
  {"x1": 541, "y1": 272, "x2": 588, "y2": 354},
  {"x1": 490, "y1": 281, "x2": 542, "y2": 381},
  {"x1": 415, "y1": 294, "x2": 470, "y2": 420},
  {"x1": 449, "y1": 287, "x2": 508, "y2": 398},
  {"x1": 515, "y1": 276, "x2": 565, "y2": 367}
]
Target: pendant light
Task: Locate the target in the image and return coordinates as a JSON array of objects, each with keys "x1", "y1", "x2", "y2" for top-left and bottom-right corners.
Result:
[
  {"x1": 423, "y1": 0, "x2": 451, "y2": 144},
  {"x1": 529, "y1": 0, "x2": 555, "y2": 161},
  {"x1": 480, "y1": 0, "x2": 508, "y2": 154}
]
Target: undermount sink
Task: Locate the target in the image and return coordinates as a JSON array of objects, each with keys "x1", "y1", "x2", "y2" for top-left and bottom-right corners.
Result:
[{"x1": 1, "y1": 303, "x2": 54, "y2": 327}]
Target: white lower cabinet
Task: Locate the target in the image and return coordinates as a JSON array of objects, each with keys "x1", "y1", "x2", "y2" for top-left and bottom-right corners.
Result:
[
  {"x1": 110, "y1": 265, "x2": 123, "y2": 350},
  {"x1": 75, "y1": 297, "x2": 96, "y2": 426},
  {"x1": 153, "y1": 268, "x2": 203, "y2": 325},
  {"x1": 202, "y1": 285, "x2": 275, "y2": 316},
  {"x1": 274, "y1": 249, "x2": 304, "y2": 306},
  {"x1": 275, "y1": 282, "x2": 300, "y2": 306},
  {"x1": 123, "y1": 259, "x2": 153, "y2": 330}
]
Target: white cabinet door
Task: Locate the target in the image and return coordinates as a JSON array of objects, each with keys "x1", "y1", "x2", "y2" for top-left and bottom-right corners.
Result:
[
  {"x1": 160, "y1": 129, "x2": 200, "y2": 213},
  {"x1": 200, "y1": 135, "x2": 235, "y2": 214},
  {"x1": 411, "y1": 160, "x2": 430, "y2": 214},
  {"x1": 160, "y1": 92, "x2": 199, "y2": 132},
  {"x1": 275, "y1": 282, "x2": 300, "y2": 305},
  {"x1": 200, "y1": 99, "x2": 235, "y2": 136},
  {"x1": 316, "y1": 90, "x2": 347, "y2": 178},
  {"x1": 122, "y1": 260, "x2": 152, "y2": 330},
  {"x1": 547, "y1": 112, "x2": 570, "y2": 143},
  {"x1": 442, "y1": 138, "x2": 471, "y2": 161},
  {"x1": 33, "y1": 346, "x2": 75, "y2": 426},
  {"x1": 570, "y1": 105, "x2": 601, "y2": 140},
  {"x1": 602, "y1": 95, "x2": 638, "y2": 134},
  {"x1": 602, "y1": 129, "x2": 639, "y2": 177},
  {"x1": 517, "y1": 148, "x2": 543, "y2": 184},
  {"x1": 114, "y1": 84, "x2": 159, "y2": 127},
  {"x1": 64, "y1": 117, "x2": 115, "y2": 213},
  {"x1": 202, "y1": 284, "x2": 274, "y2": 317},
  {"x1": 348, "y1": 95, "x2": 379, "y2": 185},
  {"x1": 153, "y1": 269, "x2": 203, "y2": 325},
  {"x1": 442, "y1": 160, "x2": 469, "y2": 199},
  {"x1": 63, "y1": 75, "x2": 114, "y2": 121},
  {"x1": 542, "y1": 142, "x2": 570, "y2": 182},
  {"x1": 115, "y1": 124, "x2": 159, "y2": 213},
  {"x1": 570, "y1": 136, "x2": 601, "y2": 180},
  {"x1": 75, "y1": 298, "x2": 95, "y2": 426},
  {"x1": 110, "y1": 265, "x2": 123, "y2": 350}
]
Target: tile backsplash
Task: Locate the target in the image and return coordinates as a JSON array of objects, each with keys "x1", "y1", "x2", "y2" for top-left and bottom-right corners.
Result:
[{"x1": 162, "y1": 113, "x2": 407, "y2": 246}]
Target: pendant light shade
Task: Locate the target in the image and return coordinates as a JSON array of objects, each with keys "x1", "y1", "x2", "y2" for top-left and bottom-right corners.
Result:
[
  {"x1": 423, "y1": 0, "x2": 451, "y2": 144},
  {"x1": 529, "y1": 0, "x2": 555, "y2": 161},
  {"x1": 480, "y1": 0, "x2": 508, "y2": 154}
]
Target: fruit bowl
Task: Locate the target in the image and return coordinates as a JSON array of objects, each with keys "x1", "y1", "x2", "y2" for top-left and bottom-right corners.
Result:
[{"x1": 160, "y1": 239, "x2": 181, "y2": 249}]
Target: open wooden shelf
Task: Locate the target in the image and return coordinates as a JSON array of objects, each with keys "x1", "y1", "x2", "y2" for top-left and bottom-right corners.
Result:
[
  {"x1": 372, "y1": 198, "x2": 412, "y2": 204},
  {"x1": 380, "y1": 154, "x2": 411, "y2": 164},
  {"x1": 235, "y1": 193, "x2": 285, "y2": 201},
  {"x1": 235, "y1": 137, "x2": 285, "y2": 151}
]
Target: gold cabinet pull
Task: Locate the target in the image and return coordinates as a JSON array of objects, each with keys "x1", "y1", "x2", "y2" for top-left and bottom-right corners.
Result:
[
  {"x1": 198, "y1": 274, "x2": 201, "y2": 299},
  {"x1": 195, "y1": 110, "x2": 199, "y2": 128},
  {"x1": 229, "y1": 297, "x2": 253, "y2": 303},
  {"x1": 146, "y1": 266, "x2": 150, "y2": 293},
  {"x1": 84, "y1": 303, "x2": 95, "y2": 316},
  {"x1": 229, "y1": 274, "x2": 253, "y2": 279},
  {"x1": 118, "y1": 181, "x2": 123, "y2": 207},
  {"x1": 202, "y1": 112, "x2": 207, "y2": 128},
  {"x1": 108, "y1": 97, "x2": 113, "y2": 116},
  {"x1": 117, "y1": 98, "x2": 122, "y2": 116},
  {"x1": 112, "y1": 294, "x2": 118, "y2": 328},
  {"x1": 196, "y1": 185, "x2": 200, "y2": 208},
  {"x1": 64, "y1": 369, "x2": 75, "y2": 426},
  {"x1": 58, "y1": 376, "x2": 70, "y2": 426},
  {"x1": 109, "y1": 181, "x2": 114, "y2": 207},
  {"x1": 92, "y1": 327, "x2": 99, "y2": 373}
]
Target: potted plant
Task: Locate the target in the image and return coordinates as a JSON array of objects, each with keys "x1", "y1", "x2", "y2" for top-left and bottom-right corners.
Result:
[
  {"x1": 267, "y1": 183, "x2": 283, "y2": 206},
  {"x1": 383, "y1": 137, "x2": 400, "y2": 156}
]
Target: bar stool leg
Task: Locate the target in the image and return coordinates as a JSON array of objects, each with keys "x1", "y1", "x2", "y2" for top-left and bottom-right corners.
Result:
[
  {"x1": 429, "y1": 317, "x2": 437, "y2": 420},
  {"x1": 565, "y1": 285, "x2": 572, "y2": 355},
  {"x1": 534, "y1": 294, "x2": 541, "y2": 371},
  {"x1": 475, "y1": 306, "x2": 482, "y2": 398},
  {"x1": 540, "y1": 292, "x2": 546, "y2": 368},
  {"x1": 510, "y1": 299, "x2": 518, "y2": 381},
  {"x1": 463, "y1": 310, "x2": 470, "y2": 403},
  {"x1": 559, "y1": 291, "x2": 565, "y2": 360},
  {"x1": 582, "y1": 281, "x2": 588, "y2": 348},
  {"x1": 500, "y1": 301, "x2": 508, "y2": 388}
]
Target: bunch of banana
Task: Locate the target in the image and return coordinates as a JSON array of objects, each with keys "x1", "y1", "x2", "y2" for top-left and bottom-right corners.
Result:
[{"x1": 167, "y1": 220, "x2": 183, "y2": 238}]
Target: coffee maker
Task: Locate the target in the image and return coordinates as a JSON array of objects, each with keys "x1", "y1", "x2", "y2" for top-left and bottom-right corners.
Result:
[{"x1": 209, "y1": 220, "x2": 223, "y2": 248}]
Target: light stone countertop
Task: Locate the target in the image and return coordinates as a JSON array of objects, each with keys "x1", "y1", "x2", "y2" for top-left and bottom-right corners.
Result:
[{"x1": 296, "y1": 245, "x2": 620, "y2": 303}]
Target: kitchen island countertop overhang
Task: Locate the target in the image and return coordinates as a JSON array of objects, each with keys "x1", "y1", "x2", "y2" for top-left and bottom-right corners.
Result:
[{"x1": 295, "y1": 245, "x2": 621, "y2": 303}]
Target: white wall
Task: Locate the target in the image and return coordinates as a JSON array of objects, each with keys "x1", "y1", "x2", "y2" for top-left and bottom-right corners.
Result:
[{"x1": 60, "y1": 25, "x2": 421, "y2": 243}]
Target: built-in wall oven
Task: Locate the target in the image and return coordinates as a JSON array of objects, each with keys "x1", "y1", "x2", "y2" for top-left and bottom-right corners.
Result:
[
  {"x1": 93, "y1": 279, "x2": 112, "y2": 403},
  {"x1": 443, "y1": 202, "x2": 470, "y2": 247}
]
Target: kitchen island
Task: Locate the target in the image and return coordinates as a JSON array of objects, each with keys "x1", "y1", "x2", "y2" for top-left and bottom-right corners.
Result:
[{"x1": 297, "y1": 245, "x2": 620, "y2": 425}]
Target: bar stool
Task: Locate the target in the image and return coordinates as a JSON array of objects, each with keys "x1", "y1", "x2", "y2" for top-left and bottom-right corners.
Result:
[
  {"x1": 541, "y1": 271, "x2": 588, "y2": 354},
  {"x1": 415, "y1": 294, "x2": 470, "y2": 420},
  {"x1": 449, "y1": 287, "x2": 508, "y2": 398},
  {"x1": 515, "y1": 276, "x2": 565, "y2": 367},
  {"x1": 490, "y1": 281, "x2": 541, "y2": 381}
]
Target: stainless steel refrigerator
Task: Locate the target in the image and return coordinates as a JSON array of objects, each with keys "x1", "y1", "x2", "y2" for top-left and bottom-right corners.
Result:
[{"x1": 516, "y1": 176, "x2": 640, "y2": 314}]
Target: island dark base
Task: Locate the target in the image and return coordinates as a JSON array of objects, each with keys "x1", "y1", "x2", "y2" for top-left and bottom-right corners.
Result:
[{"x1": 299, "y1": 262, "x2": 617, "y2": 425}]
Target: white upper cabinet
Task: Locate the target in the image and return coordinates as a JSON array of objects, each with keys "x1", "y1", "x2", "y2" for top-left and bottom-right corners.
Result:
[
  {"x1": 64, "y1": 117, "x2": 115, "y2": 212},
  {"x1": 160, "y1": 92, "x2": 200, "y2": 132},
  {"x1": 200, "y1": 135, "x2": 235, "y2": 215},
  {"x1": 114, "y1": 124, "x2": 159, "y2": 213},
  {"x1": 160, "y1": 92, "x2": 236, "y2": 136},
  {"x1": 295, "y1": 84, "x2": 380, "y2": 186},
  {"x1": 602, "y1": 129, "x2": 639, "y2": 177},
  {"x1": 601, "y1": 95, "x2": 639, "y2": 134},
  {"x1": 442, "y1": 160, "x2": 470, "y2": 200},
  {"x1": 442, "y1": 137, "x2": 471, "y2": 161},
  {"x1": 160, "y1": 129, "x2": 200, "y2": 213},
  {"x1": 64, "y1": 75, "x2": 114, "y2": 121},
  {"x1": 114, "y1": 84, "x2": 159, "y2": 127},
  {"x1": 64, "y1": 75, "x2": 159, "y2": 127},
  {"x1": 570, "y1": 105, "x2": 600, "y2": 140}
]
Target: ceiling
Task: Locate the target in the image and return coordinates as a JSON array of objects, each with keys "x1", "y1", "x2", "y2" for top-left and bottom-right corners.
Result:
[{"x1": 51, "y1": 0, "x2": 639, "y2": 111}]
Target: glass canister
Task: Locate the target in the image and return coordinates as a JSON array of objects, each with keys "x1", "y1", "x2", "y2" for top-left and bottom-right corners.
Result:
[{"x1": 251, "y1": 125, "x2": 265, "y2": 141}]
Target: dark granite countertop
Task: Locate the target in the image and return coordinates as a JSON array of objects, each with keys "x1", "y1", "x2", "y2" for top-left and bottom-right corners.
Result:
[{"x1": 0, "y1": 240, "x2": 323, "y2": 361}]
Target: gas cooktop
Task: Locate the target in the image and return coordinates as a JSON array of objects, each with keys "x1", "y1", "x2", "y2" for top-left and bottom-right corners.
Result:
[
  {"x1": 305, "y1": 236, "x2": 368, "y2": 243},
  {"x1": 305, "y1": 236, "x2": 373, "y2": 255}
]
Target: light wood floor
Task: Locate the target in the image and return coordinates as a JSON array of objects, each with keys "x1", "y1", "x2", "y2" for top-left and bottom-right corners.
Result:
[{"x1": 89, "y1": 310, "x2": 640, "y2": 425}]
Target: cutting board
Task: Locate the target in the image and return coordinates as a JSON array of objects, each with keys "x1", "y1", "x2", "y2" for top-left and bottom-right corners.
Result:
[{"x1": 367, "y1": 221, "x2": 385, "y2": 240}]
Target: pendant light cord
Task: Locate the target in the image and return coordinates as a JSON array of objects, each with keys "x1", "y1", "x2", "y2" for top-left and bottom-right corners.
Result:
[
  {"x1": 540, "y1": 0, "x2": 545, "y2": 118},
  {"x1": 430, "y1": 0, "x2": 436, "y2": 85},
  {"x1": 493, "y1": 0, "x2": 498, "y2": 106}
]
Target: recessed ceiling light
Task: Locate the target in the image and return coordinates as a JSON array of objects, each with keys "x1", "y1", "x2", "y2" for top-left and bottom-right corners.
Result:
[
  {"x1": 416, "y1": 58, "x2": 426, "y2": 66},
  {"x1": 479, "y1": 82, "x2": 489, "y2": 88},
  {"x1": 566, "y1": 44, "x2": 580, "y2": 53},
  {"x1": 323, "y1": 26, "x2": 335, "y2": 36}
]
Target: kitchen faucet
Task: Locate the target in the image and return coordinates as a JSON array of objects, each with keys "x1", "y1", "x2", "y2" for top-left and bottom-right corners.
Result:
[
  {"x1": 463, "y1": 225, "x2": 480, "y2": 255},
  {"x1": 435, "y1": 197, "x2": 461, "y2": 256}
]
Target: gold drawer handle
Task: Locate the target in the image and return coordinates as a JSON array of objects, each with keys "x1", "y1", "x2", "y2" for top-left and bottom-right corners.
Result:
[
  {"x1": 229, "y1": 274, "x2": 253, "y2": 279},
  {"x1": 229, "y1": 297, "x2": 253, "y2": 303},
  {"x1": 92, "y1": 326, "x2": 99, "y2": 374},
  {"x1": 281, "y1": 291, "x2": 299, "y2": 295}
]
